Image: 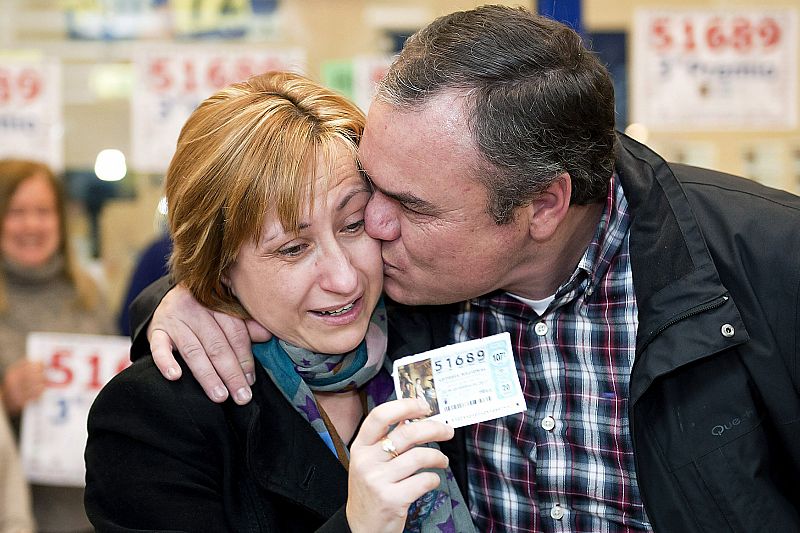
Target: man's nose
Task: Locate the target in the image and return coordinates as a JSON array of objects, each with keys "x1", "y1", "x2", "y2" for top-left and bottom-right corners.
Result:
[{"x1": 365, "y1": 191, "x2": 400, "y2": 241}]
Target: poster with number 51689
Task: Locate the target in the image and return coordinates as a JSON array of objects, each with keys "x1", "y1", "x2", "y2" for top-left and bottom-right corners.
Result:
[{"x1": 20, "y1": 332, "x2": 130, "y2": 487}]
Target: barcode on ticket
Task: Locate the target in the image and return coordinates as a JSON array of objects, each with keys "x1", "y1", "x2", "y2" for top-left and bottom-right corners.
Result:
[{"x1": 443, "y1": 395, "x2": 493, "y2": 412}]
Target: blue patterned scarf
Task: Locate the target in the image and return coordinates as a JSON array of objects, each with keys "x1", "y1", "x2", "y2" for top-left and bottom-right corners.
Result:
[{"x1": 253, "y1": 299, "x2": 475, "y2": 533}]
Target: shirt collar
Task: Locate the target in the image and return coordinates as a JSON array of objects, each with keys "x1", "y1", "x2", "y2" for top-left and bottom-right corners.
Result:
[{"x1": 570, "y1": 172, "x2": 631, "y2": 296}]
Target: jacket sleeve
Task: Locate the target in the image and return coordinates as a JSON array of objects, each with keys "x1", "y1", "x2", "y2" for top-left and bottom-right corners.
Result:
[
  {"x1": 85, "y1": 358, "x2": 230, "y2": 532},
  {"x1": 128, "y1": 276, "x2": 175, "y2": 361},
  {"x1": 317, "y1": 508, "x2": 351, "y2": 533}
]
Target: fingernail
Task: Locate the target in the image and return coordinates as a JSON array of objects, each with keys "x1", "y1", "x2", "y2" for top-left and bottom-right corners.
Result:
[
  {"x1": 234, "y1": 387, "x2": 252, "y2": 404},
  {"x1": 166, "y1": 367, "x2": 180, "y2": 380},
  {"x1": 245, "y1": 372, "x2": 256, "y2": 386},
  {"x1": 212, "y1": 386, "x2": 228, "y2": 401}
]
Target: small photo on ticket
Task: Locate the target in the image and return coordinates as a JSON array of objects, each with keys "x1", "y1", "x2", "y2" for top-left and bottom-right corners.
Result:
[
  {"x1": 395, "y1": 358, "x2": 441, "y2": 416},
  {"x1": 392, "y1": 332, "x2": 526, "y2": 428}
]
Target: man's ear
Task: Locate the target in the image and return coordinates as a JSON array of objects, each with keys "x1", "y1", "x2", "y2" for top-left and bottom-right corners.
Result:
[{"x1": 526, "y1": 173, "x2": 572, "y2": 241}]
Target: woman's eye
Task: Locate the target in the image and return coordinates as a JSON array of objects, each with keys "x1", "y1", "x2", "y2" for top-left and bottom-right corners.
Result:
[
  {"x1": 278, "y1": 243, "x2": 307, "y2": 257},
  {"x1": 342, "y1": 219, "x2": 365, "y2": 233}
]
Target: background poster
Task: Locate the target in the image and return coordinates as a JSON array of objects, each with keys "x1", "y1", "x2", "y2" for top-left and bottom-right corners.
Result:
[
  {"x1": 0, "y1": 54, "x2": 63, "y2": 171},
  {"x1": 20, "y1": 332, "x2": 130, "y2": 487},
  {"x1": 632, "y1": 8, "x2": 798, "y2": 130},
  {"x1": 131, "y1": 45, "x2": 305, "y2": 173}
]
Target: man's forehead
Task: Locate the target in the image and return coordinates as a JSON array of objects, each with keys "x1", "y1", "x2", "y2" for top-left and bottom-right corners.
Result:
[
  {"x1": 364, "y1": 91, "x2": 471, "y2": 136},
  {"x1": 359, "y1": 94, "x2": 475, "y2": 183}
]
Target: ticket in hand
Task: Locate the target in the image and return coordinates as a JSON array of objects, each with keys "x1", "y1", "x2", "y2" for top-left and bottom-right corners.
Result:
[{"x1": 392, "y1": 332, "x2": 526, "y2": 428}]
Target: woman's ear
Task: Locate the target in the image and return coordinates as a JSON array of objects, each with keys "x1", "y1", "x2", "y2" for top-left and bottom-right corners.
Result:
[{"x1": 221, "y1": 273, "x2": 235, "y2": 297}]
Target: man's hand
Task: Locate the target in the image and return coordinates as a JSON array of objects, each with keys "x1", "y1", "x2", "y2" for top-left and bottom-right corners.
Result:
[
  {"x1": 147, "y1": 284, "x2": 270, "y2": 405},
  {"x1": 1, "y1": 359, "x2": 46, "y2": 416}
]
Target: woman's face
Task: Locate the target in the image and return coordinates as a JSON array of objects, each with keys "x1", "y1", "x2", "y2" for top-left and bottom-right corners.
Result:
[
  {"x1": 1, "y1": 174, "x2": 60, "y2": 268},
  {"x1": 226, "y1": 146, "x2": 383, "y2": 354}
]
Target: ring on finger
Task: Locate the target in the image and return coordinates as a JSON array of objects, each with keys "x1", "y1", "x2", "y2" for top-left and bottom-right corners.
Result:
[{"x1": 380, "y1": 436, "x2": 399, "y2": 459}]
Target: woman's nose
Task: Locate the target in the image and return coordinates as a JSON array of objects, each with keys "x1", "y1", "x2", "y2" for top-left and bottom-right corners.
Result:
[
  {"x1": 21, "y1": 210, "x2": 42, "y2": 228},
  {"x1": 364, "y1": 191, "x2": 400, "y2": 241},
  {"x1": 318, "y1": 243, "x2": 358, "y2": 294}
]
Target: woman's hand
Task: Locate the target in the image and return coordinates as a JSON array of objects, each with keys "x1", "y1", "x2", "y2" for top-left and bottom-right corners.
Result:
[
  {"x1": 1, "y1": 359, "x2": 45, "y2": 416},
  {"x1": 347, "y1": 398, "x2": 455, "y2": 533}
]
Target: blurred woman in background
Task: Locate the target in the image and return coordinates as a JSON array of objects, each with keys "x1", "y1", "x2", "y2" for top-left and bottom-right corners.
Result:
[{"x1": 0, "y1": 159, "x2": 113, "y2": 533}]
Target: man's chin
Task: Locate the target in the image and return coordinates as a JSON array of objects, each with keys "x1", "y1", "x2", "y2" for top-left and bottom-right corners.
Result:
[
  {"x1": 383, "y1": 278, "x2": 426, "y2": 305},
  {"x1": 384, "y1": 278, "x2": 459, "y2": 306}
]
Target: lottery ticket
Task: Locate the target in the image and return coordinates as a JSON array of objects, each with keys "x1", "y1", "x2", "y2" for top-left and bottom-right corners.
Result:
[{"x1": 392, "y1": 332, "x2": 526, "y2": 428}]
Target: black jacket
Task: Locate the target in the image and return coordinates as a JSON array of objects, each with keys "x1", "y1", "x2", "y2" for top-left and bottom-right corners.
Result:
[
  {"x1": 85, "y1": 356, "x2": 352, "y2": 532},
  {"x1": 384, "y1": 135, "x2": 800, "y2": 532},
  {"x1": 127, "y1": 135, "x2": 800, "y2": 532}
]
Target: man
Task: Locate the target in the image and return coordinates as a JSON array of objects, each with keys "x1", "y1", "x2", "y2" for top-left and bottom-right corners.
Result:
[{"x1": 132, "y1": 5, "x2": 800, "y2": 532}]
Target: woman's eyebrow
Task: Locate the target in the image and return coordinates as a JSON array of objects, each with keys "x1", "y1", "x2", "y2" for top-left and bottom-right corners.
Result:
[{"x1": 337, "y1": 185, "x2": 371, "y2": 211}]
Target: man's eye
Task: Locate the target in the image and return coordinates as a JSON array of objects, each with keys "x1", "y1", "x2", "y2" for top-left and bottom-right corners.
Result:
[
  {"x1": 400, "y1": 203, "x2": 423, "y2": 215},
  {"x1": 278, "y1": 244, "x2": 307, "y2": 257},
  {"x1": 342, "y1": 220, "x2": 365, "y2": 233}
]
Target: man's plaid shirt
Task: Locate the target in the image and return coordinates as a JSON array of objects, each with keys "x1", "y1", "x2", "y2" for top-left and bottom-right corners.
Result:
[{"x1": 452, "y1": 176, "x2": 653, "y2": 532}]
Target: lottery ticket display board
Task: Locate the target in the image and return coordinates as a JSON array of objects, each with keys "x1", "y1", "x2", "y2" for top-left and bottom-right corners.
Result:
[
  {"x1": 20, "y1": 332, "x2": 131, "y2": 487},
  {"x1": 0, "y1": 54, "x2": 63, "y2": 171},
  {"x1": 632, "y1": 9, "x2": 798, "y2": 130},
  {"x1": 131, "y1": 45, "x2": 305, "y2": 174}
]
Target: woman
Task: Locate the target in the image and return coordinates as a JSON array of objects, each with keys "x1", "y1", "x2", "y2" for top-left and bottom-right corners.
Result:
[
  {"x1": 0, "y1": 159, "x2": 113, "y2": 533},
  {"x1": 85, "y1": 72, "x2": 474, "y2": 532}
]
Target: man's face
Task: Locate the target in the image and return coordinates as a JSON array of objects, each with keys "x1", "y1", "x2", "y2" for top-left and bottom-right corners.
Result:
[{"x1": 358, "y1": 92, "x2": 532, "y2": 305}]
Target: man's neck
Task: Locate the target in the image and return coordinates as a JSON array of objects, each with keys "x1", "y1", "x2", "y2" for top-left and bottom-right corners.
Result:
[{"x1": 502, "y1": 201, "x2": 605, "y2": 300}]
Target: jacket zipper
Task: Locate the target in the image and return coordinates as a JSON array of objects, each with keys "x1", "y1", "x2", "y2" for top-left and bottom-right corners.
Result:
[{"x1": 639, "y1": 294, "x2": 729, "y2": 354}]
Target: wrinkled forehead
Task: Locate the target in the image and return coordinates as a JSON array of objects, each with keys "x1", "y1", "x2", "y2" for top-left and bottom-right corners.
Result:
[{"x1": 359, "y1": 95, "x2": 484, "y2": 201}]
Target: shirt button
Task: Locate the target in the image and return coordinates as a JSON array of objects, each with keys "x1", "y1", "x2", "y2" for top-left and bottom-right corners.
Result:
[
  {"x1": 534, "y1": 322, "x2": 548, "y2": 336},
  {"x1": 550, "y1": 504, "x2": 565, "y2": 520},
  {"x1": 541, "y1": 416, "x2": 556, "y2": 431}
]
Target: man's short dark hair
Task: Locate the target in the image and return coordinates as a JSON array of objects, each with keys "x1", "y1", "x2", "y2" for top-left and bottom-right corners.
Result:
[{"x1": 377, "y1": 5, "x2": 617, "y2": 223}]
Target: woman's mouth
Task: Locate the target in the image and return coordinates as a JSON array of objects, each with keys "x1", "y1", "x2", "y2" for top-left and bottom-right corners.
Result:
[
  {"x1": 310, "y1": 296, "x2": 364, "y2": 325},
  {"x1": 317, "y1": 302, "x2": 355, "y2": 316}
]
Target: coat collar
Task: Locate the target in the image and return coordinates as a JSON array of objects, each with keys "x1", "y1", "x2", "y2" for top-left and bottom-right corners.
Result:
[
  {"x1": 223, "y1": 362, "x2": 349, "y2": 520},
  {"x1": 615, "y1": 134, "x2": 749, "y2": 403},
  {"x1": 386, "y1": 300, "x2": 457, "y2": 360}
]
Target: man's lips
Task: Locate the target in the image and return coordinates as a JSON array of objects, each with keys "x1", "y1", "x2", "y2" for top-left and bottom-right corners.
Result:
[{"x1": 381, "y1": 254, "x2": 399, "y2": 271}]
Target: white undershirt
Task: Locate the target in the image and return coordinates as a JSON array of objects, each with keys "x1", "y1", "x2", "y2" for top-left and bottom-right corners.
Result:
[{"x1": 507, "y1": 292, "x2": 555, "y2": 315}]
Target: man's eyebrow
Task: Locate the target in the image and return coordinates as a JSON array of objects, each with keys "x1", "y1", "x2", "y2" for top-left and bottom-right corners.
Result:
[{"x1": 359, "y1": 168, "x2": 439, "y2": 214}]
